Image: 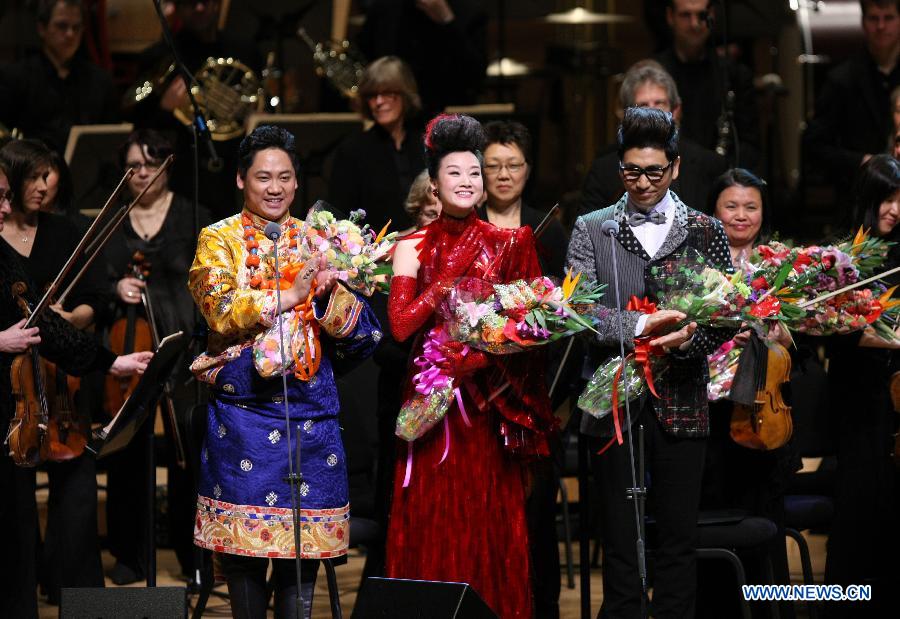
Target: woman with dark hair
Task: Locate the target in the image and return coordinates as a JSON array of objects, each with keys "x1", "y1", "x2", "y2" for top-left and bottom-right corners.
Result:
[
  {"x1": 101, "y1": 128, "x2": 211, "y2": 584},
  {"x1": 823, "y1": 154, "x2": 900, "y2": 619},
  {"x1": 386, "y1": 114, "x2": 556, "y2": 618},
  {"x1": 329, "y1": 56, "x2": 425, "y2": 230},
  {"x1": 480, "y1": 119, "x2": 570, "y2": 616},
  {"x1": 0, "y1": 138, "x2": 105, "y2": 330},
  {"x1": 0, "y1": 143, "x2": 150, "y2": 610},
  {"x1": 708, "y1": 167, "x2": 771, "y2": 264},
  {"x1": 480, "y1": 120, "x2": 568, "y2": 277},
  {"x1": 698, "y1": 167, "x2": 799, "y2": 617}
]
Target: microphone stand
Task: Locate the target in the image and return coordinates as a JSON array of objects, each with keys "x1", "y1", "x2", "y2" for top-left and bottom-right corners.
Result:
[
  {"x1": 149, "y1": 0, "x2": 217, "y2": 592},
  {"x1": 264, "y1": 222, "x2": 306, "y2": 619},
  {"x1": 602, "y1": 220, "x2": 649, "y2": 618}
]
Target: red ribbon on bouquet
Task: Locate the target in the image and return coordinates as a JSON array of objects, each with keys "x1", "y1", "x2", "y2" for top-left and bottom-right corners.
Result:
[{"x1": 598, "y1": 296, "x2": 664, "y2": 455}]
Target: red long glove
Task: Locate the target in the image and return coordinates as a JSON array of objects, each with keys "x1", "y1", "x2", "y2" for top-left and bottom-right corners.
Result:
[
  {"x1": 436, "y1": 340, "x2": 490, "y2": 376},
  {"x1": 388, "y1": 234, "x2": 486, "y2": 342},
  {"x1": 388, "y1": 275, "x2": 448, "y2": 342}
]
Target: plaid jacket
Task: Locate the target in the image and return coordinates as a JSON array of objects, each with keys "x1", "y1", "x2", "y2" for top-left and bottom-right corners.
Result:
[{"x1": 566, "y1": 192, "x2": 735, "y2": 438}]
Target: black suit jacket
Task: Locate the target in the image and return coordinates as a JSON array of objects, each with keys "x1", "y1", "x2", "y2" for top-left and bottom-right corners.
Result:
[
  {"x1": 567, "y1": 193, "x2": 735, "y2": 438},
  {"x1": 578, "y1": 139, "x2": 728, "y2": 217},
  {"x1": 805, "y1": 49, "x2": 900, "y2": 195}
]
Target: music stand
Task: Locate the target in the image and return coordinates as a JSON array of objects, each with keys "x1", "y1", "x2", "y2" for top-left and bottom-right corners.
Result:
[
  {"x1": 64, "y1": 123, "x2": 134, "y2": 217},
  {"x1": 87, "y1": 331, "x2": 187, "y2": 587},
  {"x1": 246, "y1": 113, "x2": 363, "y2": 212}
]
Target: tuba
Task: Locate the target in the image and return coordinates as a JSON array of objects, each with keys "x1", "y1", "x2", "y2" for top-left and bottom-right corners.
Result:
[{"x1": 123, "y1": 57, "x2": 264, "y2": 141}]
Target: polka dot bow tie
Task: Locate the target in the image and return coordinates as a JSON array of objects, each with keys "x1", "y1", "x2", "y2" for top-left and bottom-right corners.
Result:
[{"x1": 627, "y1": 210, "x2": 667, "y2": 226}]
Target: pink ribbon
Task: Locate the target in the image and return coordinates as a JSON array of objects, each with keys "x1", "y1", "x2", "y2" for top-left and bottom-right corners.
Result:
[
  {"x1": 402, "y1": 328, "x2": 477, "y2": 488},
  {"x1": 412, "y1": 328, "x2": 454, "y2": 395}
]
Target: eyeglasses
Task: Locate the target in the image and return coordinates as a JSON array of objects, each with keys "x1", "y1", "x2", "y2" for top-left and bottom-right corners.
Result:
[
  {"x1": 484, "y1": 161, "x2": 526, "y2": 176},
  {"x1": 126, "y1": 161, "x2": 162, "y2": 172},
  {"x1": 619, "y1": 160, "x2": 674, "y2": 183},
  {"x1": 0, "y1": 189, "x2": 14, "y2": 203},
  {"x1": 365, "y1": 91, "x2": 400, "y2": 101}
]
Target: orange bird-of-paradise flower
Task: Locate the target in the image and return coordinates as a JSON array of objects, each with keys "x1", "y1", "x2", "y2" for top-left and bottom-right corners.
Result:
[
  {"x1": 562, "y1": 269, "x2": 582, "y2": 301},
  {"x1": 375, "y1": 219, "x2": 392, "y2": 244},
  {"x1": 850, "y1": 226, "x2": 870, "y2": 256},
  {"x1": 878, "y1": 285, "x2": 900, "y2": 311}
]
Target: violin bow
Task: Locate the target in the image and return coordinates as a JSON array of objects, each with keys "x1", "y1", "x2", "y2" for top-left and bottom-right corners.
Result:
[{"x1": 28, "y1": 155, "x2": 175, "y2": 326}]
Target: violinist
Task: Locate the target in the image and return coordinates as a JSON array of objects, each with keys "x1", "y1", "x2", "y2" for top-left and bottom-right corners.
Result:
[
  {"x1": 0, "y1": 161, "x2": 151, "y2": 617},
  {"x1": 102, "y1": 129, "x2": 211, "y2": 585},
  {"x1": 698, "y1": 168, "x2": 799, "y2": 618},
  {"x1": 823, "y1": 154, "x2": 900, "y2": 619},
  {"x1": 0, "y1": 137, "x2": 111, "y2": 605}
]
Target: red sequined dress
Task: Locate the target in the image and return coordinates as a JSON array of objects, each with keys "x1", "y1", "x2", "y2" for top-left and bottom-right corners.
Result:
[{"x1": 385, "y1": 211, "x2": 556, "y2": 619}]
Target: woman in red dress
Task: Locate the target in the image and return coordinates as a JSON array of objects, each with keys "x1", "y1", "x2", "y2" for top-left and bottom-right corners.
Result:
[{"x1": 385, "y1": 114, "x2": 556, "y2": 618}]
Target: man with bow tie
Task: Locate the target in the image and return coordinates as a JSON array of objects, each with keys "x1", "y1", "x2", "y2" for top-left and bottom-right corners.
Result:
[{"x1": 567, "y1": 106, "x2": 735, "y2": 618}]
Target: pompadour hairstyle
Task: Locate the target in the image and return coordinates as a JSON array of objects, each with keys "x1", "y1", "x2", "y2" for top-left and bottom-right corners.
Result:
[
  {"x1": 616, "y1": 106, "x2": 679, "y2": 162},
  {"x1": 423, "y1": 114, "x2": 486, "y2": 179}
]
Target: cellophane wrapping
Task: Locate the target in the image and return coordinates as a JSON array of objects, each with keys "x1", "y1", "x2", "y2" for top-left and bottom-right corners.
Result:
[
  {"x1": 395, "y1": 378, "x2": 455, "y2": 442},
  {"x1": 578, "y1": 356, "x2": 648, "y2": 419}
]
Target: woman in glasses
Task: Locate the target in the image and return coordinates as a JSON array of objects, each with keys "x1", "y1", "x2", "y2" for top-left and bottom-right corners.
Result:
[
  {"x1": 101, "y1": 129, "x2": 211, "y2": 585},
  {"x1": 329, "y1": 56, "x2": 425, "y2": 231},
  {"x1": 479, "y1": 120, "x2": 567, "y2": 278},
  {"x1": 479, "y1": 119, "x2": 570, "y2": 617}
]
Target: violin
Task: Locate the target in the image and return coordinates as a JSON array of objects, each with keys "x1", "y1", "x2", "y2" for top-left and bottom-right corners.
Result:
[
  {"x1": 42, "y1": 360, "x2": 87, "y2": 461},
  {"x1": 6, "y1": 157, "x2": 173, "y2": 468},
  {"x1": 8, "y1": 281, "x2": 51, "y2": 466},
  {"x1": 104, "y1": 250, "x2": 187, "y2": 469},
  {"x1": 104, "y1": 251, "x2": 153, "y2": 417},
  {"x1": 730, "y1": 341, "x2": 794, "y2": 451}
]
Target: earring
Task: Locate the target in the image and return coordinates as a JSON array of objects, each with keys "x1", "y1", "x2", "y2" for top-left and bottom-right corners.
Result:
[{"x1": 432, "y1": 189, "x2": 439, "y2": 197}]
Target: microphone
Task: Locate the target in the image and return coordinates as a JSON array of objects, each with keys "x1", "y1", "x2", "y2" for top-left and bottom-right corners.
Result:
[
  {"x1": 601, "y1": 219, "x2": 620, "y2": 237},
  {"x1": 264, "y1": 221, "x2": 281, "y2": 241}
]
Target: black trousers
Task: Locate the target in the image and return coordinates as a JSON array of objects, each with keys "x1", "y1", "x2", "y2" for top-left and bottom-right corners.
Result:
[
  {"x1": 41, "y1": 453, "x2": 104, "y2": 602},
  {"x1": 0, "y1": 454, "x2": 39, "y2": 618},
  {"x1": 595, "y1": 405, "x2": 707, "y2": 619}
]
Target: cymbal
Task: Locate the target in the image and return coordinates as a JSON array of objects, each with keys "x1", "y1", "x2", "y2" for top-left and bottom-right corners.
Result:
[{"x1": 541, "y1": 8, "x2": 634, "y2": 25}]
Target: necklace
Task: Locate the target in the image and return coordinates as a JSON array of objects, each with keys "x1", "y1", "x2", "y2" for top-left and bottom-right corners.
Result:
[
  {"x1": 131, "y1": 193, "x2": 172, "y2": 240},
  {"x1": 241, "y1": 214, "x2": 301, "y2": 289}
]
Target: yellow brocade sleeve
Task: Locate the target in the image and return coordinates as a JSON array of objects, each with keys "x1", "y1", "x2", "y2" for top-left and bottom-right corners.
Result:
[{"x1": 189, "y1": 225, "x2": 277, "y2": 336}]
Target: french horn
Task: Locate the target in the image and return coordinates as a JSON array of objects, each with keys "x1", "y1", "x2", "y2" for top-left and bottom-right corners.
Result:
[{"x1": 123, "y1": 57, "x2": 263, "y2": 141}]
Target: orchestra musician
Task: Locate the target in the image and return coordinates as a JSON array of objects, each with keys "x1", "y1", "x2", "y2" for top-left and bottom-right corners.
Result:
[
  {"x1": 0, "y1": 158, "x2": 150, "y2": 618},
  {"x1": 101, "y1": 129, "x2": 211, "y2": 585},
  {"x1": 0, "y1": 0, "x2": 118, "y2": 155},
  {"x1": 697, "y1": 168, "x2": 798, "y2": 618},
  {"x1": 823, "y1": 154, "x2": 900, "y2": 619},
  {"x1": 0, "y1": 138, "x2": 112, "y2": 604},
  {"x1": 127, "y1": 0, "x2": 260, "y2": 222}
]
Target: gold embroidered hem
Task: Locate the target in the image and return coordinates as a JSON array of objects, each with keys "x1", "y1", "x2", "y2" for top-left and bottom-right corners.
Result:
[{"x1": 194, "y1": 495, "x2": 349, "y2": 559}]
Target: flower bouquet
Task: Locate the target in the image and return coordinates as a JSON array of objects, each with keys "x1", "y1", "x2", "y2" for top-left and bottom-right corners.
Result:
[
  {"x1": 707, "y1": 339, "x2": 742, "y2": 401},
  {"x1": 395, "y1": 327, "x2": 459, "y2": 442},
  {"x1": 648, "y1": 248, "x2": 806, "y2": 332},
  {"x1": 578, "y1": 355, "x2": 651, "y2": 419},
  {"x1": 745, "y1": 230, "x2": 900, "y2": 340},
  {"x1": 297, "y1": 207, "x2": 396, "y2": 296},
  {"x1": 439, "y1": 271, "x2": 606, "y2": 354}
]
